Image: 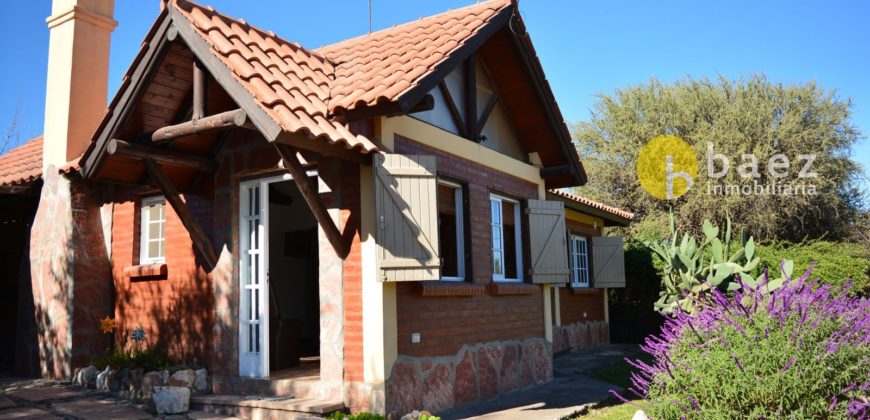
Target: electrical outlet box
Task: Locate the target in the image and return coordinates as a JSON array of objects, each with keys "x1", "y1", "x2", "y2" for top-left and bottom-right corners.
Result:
[{"x1": 411, "y1": 332, "x2": 421, "y2": 343}]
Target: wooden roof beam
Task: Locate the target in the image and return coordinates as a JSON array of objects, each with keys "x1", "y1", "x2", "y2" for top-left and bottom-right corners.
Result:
[
  {"x1": 273, "y1": 143, "x2": 349, "y2": 258},
  {"x1": 151, "y1": 108, "x2": 249, "y2": 142},
  {"x1": 107, "y1": 139, "x2": 217, "y2": 172},
  {"x1": 143, "y1": 157, "x2": 218, "y2": 268}
]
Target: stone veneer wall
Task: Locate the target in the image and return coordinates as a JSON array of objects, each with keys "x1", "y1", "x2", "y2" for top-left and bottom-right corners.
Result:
[
  {"x1": 552, "y1": 321, "x2": 610, "y2": 354},
  {"x1": 29, "y1": 169, "x2": 113, "y2": 379},
  {"x1": 385, "y1": 338, "x2": 553, "y2": 417}
]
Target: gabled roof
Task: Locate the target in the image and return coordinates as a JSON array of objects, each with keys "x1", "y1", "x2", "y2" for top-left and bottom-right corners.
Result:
[
  {"x1": 172, "y1": 0, "x2": 377, "y2": 153},
  {"x1": 548, "y1": 189, "x2": 634, "y2": 227},
  {"x1": 75, "y1": 0, "x2": 585, "y2": 187},
  {"x1": 316, "y1": 0, "x2": 512, "y2": 115}
]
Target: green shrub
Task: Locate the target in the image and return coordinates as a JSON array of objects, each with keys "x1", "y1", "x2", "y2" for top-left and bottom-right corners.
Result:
[
  {"x1": 92, "y1": 347, "x2": 171, "y2": 372},
  {"x1": 757, "y1": 240, "x2": 870, "y2": 294},
  {"x1": 619, "y1": 273, "x2": 870, "y2": 418}
]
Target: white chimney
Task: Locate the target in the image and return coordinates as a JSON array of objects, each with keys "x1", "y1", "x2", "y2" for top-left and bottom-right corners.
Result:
[{"x1": 43, "y1": 0, "x2": 117, "y2": 170}]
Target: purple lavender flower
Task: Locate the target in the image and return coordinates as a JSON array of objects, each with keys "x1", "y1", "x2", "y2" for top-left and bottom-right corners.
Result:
[{"x1": 616, "y1": 268, "x2": 870, "y2": 418}]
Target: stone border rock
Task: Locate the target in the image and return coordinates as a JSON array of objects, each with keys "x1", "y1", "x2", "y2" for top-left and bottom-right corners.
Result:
[
  {"x1": 384, "y1": 337, "x2": 553, "y2": 418},
  {"x1": 70, "y1": 364, "x2": 210, "y2": 413}
]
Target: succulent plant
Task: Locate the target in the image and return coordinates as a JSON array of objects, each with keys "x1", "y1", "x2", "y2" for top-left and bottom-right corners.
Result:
[{"x1": 647, "y1": 213, "x2": 792, "y2": 314}]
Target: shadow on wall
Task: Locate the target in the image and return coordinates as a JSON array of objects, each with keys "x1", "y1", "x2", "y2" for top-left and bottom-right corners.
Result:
[
  {"x1": 113, "y1": 192, "x2": 217, "y2": 368},
  {"x1": 608, "y1": 242, "x2": 664, "y2": 343}
]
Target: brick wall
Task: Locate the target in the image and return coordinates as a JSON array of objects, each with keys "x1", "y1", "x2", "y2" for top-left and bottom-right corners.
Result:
[
  {"x1": 560, "y1": 217, "x2": 605, "y2": 324},
  {"x1": 559, "y1": 288, "x2": 605, "y2": 324},
  {"x1": 111, "y1": 187, "x2": 214, "y2": 366},
  {"x1": 341, "y1": 164, "x2": 364, "y2": 383},
  {"x1": 393, "y1": 136, "x2": 545, "y2": 358}
]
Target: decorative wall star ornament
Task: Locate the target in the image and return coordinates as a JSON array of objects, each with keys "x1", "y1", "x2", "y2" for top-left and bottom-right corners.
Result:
[{"x1": 99, "y1": 316, "x2": 117, "y2": 334}]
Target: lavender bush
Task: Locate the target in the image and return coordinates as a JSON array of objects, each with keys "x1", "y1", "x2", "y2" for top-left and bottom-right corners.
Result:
[{"x1": 617, "y1": 266, "x2": 870, "y2": 419}]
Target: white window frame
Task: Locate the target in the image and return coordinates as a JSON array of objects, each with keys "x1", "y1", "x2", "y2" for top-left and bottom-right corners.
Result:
[
  {"x1": 439, "y1": 180, "x2": 465, "y2": 281},
  {"x1": 490, "y1": 194, "x2": 523, "y2": 282},
  {"x1": 570, "y1": 234, "x2": 590, "y2": 288},
  {"x1": 139, "y1": 195, "x2": 166, "y2": 264}
]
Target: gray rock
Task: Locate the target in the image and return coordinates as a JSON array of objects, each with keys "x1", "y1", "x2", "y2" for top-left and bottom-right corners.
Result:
[
  {"x1": 193, "y1": 369, "x2": 208, "y2": 393},
  {"x1": 632, "y1": 410, "x2": 649, "y2": 420},
  {"x1": 169, "y1": 369, "x2": 195, "y2": 388},
  {"x1": 162, "y1": 370, "x2": 170, "y2": 385},
  {"x1": 142, "y1": 371, "x2": 164, "y2": 399},
  {"x1": 77, "y1": 365, "x2": 98, "y2": 388},
  {"x1": 400, "y1": 410, "x2": 434, "y2": 420},
  {"x1": 152, "y1": 386, "x2": 190, "y2": 414},
  {"x1": 106, "y1": 369, "x2": 121, "y2": 391},
  {"x1": 96, "y1": 366, "x2": 111, "y2": 391},
  {"x1": 72, "y1": 367, "x2": 82, "y2": 384}
]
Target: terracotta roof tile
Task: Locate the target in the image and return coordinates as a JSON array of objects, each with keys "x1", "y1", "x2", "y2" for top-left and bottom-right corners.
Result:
[
  {"x1": 548, "y1": 189, "x2": 635, "y2": 221},
  {"x1": 0, "y1": 136, "x2": 44, "y2": 186},
  {"x1": 316, "y1": 0, "x2": 512, "y2": 114},
  {"x1": 173, "y1": 0, "x2": 379, "y2": 153},
  {"x1": 0, "y1": 136, "x2": 79, "y2": 187}
]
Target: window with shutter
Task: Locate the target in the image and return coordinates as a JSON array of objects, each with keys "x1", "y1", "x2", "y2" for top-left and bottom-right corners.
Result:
[
  {"x1": 374, "y1": 154, "x2": 440, "y2": 281},
  {"x1": 490, "y1": 194, "x2": 523, "y2": 282},
  {"x1": 590, "y1": 237, "x2": 626, "y2": 288},
  {"x1": 526, "y1": 199, "x2": 569, "y2": 284},
  {"x1": 569, "y1": 235, "x2": 590, "y2": 288}
]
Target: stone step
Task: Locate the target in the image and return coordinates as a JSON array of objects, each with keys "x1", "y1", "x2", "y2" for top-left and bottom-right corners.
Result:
[
  {"x1": 191, "y1": 394, "x2": 344, "y2": 420},
  {"x1": 213, "y1": 376, "x2": 324, "y2": 399}
]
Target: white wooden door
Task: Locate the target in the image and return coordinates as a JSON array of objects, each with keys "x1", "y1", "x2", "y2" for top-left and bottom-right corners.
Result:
[{"x1": 239, "y1": 178, "x2": 272, "y2": 378}]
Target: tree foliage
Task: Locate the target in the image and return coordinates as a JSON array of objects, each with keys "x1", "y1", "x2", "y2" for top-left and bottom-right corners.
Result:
[{"x1": 574, "y1": 75, "x2": 865, "y2": 242}]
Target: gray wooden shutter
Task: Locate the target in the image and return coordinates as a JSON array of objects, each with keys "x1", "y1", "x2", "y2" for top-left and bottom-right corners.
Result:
[
  {"x1": 526, "y1": 199, "x2": 569, "y2": 284},
  {"x1": 590, "y1": 236, "x2": 626, "y2": 288},
  {"x1": 374, "y1": 154, "x2": 440, "y2": 281}
]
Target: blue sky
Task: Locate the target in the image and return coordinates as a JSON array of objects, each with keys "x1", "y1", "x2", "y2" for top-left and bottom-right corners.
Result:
[{"x1": 1, "y1": 0, "x2": 868, "y2": 186}]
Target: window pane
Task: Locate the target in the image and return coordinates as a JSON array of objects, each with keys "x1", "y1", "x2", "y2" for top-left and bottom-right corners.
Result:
[
  {"x1": 148, "y1": 222, "x2": 161, "y2": 239},
  {"x1": 490, "y1": 199, "x2": 501, "y2": 224},
  {"x1": 148, "y1": 240, "x2": 160, "y2": 259},
  {"x1": 493, "y1": 251, "x2": 503, "y2": 275},
  {"x1": 491, "y1": 226, "x2": 502, "y2": 249},
  {"x1": 438, "y1": 184, "x2": 459, "y2": 278}
]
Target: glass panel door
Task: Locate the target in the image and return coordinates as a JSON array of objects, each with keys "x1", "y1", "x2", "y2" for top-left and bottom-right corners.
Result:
[{"x1": 239, "y1": 180, "x2": 269, "y2": 377}]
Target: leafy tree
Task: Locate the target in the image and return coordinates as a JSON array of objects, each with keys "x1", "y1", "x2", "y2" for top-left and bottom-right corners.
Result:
[{"x1": 574, "y1": 75, "x2": 865, "y2": 242}]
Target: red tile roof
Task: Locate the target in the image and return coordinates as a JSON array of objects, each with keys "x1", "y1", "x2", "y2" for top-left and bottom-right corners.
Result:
[
  {"x1": 173, "y1": 0, "x2": 379, "y2": 153},
  {"x1": 0, "y1": 136, "x2": 44, "y2": 186},
  {"x1": 316, "y1": 0, "x2": 512, "y2": 114},
  {"x1": 0, "y1": 136, "x2": 81, "y2": 187},
  {"x1": 171, "y1": 0, "x2": 514, "y2": 152},
  {"x1": 548, "y1": 189, "x2": 635, "y2": 221}
]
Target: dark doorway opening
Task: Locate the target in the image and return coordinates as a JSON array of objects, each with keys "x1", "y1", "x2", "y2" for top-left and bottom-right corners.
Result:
[
  {"x1": 0, "y1": 192, "x2": 40, "y2": 377},
  {"x1": 267, "y1": 179, "x2": 320, "y2": 378}
]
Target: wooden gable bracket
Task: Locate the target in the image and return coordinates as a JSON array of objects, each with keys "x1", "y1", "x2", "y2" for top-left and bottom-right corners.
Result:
[
  {"x1": 142, "y1": 157, "x2": 219, "y2": 269},
  {"x1": 273, "y1": 143, "x2": 349, "y2": 259},
  {"x1": 437, "y1": 54, "x2": 501, "y2": 143}
]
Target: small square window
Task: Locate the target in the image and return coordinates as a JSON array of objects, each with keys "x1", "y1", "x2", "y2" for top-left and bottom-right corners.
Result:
[{"x1": 140, "y1": 196, "x2": 166, "y2": 264}]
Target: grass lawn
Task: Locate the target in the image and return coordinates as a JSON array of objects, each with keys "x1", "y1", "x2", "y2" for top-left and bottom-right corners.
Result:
[
  {"x1": 572, "y1": 352, "x2": 652, "y2": 419},
  {"x1": 580, "y1": 403, "x2": 640, "y2": 420}
]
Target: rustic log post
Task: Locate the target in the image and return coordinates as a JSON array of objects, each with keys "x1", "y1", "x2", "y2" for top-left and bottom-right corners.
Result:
[
  {"x1": 142, "y1": 157, "x2": 218, "y2": 268},
  {"x1": 107, "y1": 139, "x2": 217, "y2": 172},
  {"x1": 273, "y1": 143, "x2": 349, "y2": 258},
  {"x1": 151, "y1": 109, "x2": 248, "y2": 142}
]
